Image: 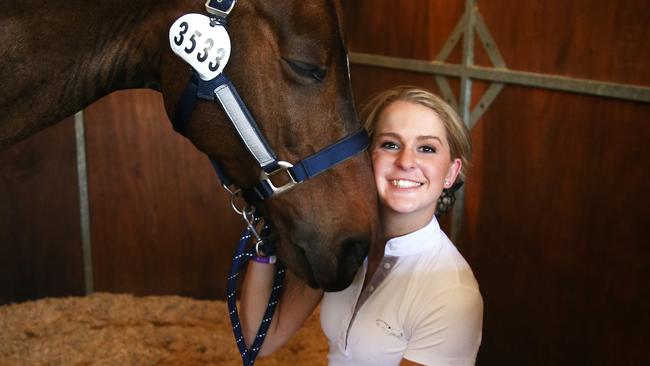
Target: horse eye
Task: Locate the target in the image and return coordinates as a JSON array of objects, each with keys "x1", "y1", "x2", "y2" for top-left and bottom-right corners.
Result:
[{"x1": 283, "y1": 58, "x2": 327, "y2": 82}]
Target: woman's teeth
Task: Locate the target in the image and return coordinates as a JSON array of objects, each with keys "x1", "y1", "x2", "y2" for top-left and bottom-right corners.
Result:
[{"x1": 391, "y1": 179, "x2": 423, "y2": 188}]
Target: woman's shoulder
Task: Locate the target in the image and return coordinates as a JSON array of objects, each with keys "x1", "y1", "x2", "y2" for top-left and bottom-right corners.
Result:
[
  {"x1": 407, "y1": 232, "x2": 479, "y2": 293},
  {"x1": 404, "y1": 247, "x2": 483, "y2": 332}
]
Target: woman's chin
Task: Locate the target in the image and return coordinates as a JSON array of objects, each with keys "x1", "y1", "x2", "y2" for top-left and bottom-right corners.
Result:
[
  {"x1": 382, "y1": 199, "x2": 437, "y2": 219},
  {"x1": 382, "y1": 200, "x2": 421, "y2": 215}
]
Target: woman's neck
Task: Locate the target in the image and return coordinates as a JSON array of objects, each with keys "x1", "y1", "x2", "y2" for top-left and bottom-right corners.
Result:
[{"x1": 380, "y1": 208, "x2": 435, "y2": 239}]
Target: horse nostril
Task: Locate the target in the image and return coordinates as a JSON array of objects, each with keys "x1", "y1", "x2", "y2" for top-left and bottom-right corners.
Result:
[
  {"x1": 337, "y1": 236, "x2": 369, "y2": 283},
  {"x1": 343, "y1": 237, "x2": 367, "y2": 261}
]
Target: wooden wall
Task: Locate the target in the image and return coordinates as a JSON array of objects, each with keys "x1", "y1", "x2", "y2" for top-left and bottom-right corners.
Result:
[
  {"x1": 0, "y1": 117, "x2": 84, "y2": 303},
  {"x1": 0, "y1": 1, "x2": 648, "y2": 365},
  {"x1": 341, "y1": 0, "x2": 649, "y2": 365},
  {"x1": 0, "y1": 90, "x2": 244, "y2": 304},
  {"x1": 83, "y1": 91, "x2": 244, "y2": 298}
]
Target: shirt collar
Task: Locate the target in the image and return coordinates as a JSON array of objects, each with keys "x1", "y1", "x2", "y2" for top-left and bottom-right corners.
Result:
[{"x1": 384, "y1": 216, "x2": 441, "y2": 256}]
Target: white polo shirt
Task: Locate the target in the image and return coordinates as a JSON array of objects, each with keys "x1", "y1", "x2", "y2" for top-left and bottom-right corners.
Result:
[{"x1": 320, "y1": 217, "x2": 483, "y2": 366}]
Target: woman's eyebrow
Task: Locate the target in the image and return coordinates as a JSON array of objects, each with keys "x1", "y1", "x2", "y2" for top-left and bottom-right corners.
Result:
[
  {"x1": 375, "y1": 133, "x2": 444, "y2": 145},
  {"x1": 375, "y1": 132, "x2": 401, "y2": 139},
  {"x1": 417, "y1": 135, "x2": 443, "y2": 144}
]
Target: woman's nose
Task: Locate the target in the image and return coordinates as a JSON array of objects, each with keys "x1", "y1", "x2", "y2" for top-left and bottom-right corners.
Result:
[{"x1": 395, "y1": 148, "x2": 416, "y2": 169}]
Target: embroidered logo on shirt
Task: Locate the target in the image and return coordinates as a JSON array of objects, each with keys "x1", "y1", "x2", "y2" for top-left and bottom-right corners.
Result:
[{"x1": 375, "y1": 319, "x2": 404, "y2": 339}]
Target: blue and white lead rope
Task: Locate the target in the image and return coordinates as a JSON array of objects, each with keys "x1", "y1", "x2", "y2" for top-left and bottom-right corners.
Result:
[{"x1": 227, "y1": 215, "x2": 285, "y2": 366}]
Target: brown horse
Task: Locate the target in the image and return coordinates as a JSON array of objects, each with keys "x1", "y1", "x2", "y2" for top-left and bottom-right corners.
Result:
[{"x1": 0, "y1": 0, "x2": 379, "y2": 291}]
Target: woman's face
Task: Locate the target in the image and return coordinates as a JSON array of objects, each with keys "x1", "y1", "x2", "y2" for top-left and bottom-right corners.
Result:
[{"x1": 371, "y1": 100, "x2": 461, "y2": 224}]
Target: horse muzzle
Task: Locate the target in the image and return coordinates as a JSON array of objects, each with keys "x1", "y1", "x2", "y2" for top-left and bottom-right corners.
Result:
[{"x1": 287, "y1": 234, "x2": 368, "y2": 292}]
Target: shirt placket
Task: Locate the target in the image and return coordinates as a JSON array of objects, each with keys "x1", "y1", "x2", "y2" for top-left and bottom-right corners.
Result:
[{"x1": 343, "y1": 255, "x2": 399, "y2": 350}]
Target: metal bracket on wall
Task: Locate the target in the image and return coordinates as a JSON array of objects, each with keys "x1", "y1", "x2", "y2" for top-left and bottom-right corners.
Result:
[
  {"x1": 74, "y1": 111, "x2": 94, "y2": 295},
  {"x1": 350, "y1": 0, "x2": 650, "y2": 241}
]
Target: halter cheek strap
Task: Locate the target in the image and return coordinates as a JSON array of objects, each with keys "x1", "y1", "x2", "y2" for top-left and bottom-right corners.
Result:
[{"x1": 173, "y1": 71, "x2": 279, "y2": 172}]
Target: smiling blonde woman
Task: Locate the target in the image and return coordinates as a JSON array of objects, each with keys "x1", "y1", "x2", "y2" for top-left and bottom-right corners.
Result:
[{"x1": 240, "y1": 86, "x2": 483, "y2": 366}]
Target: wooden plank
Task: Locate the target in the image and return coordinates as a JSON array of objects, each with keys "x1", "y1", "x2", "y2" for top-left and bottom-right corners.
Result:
[
  {"x1": 477, "y1": 0, "x2": 650, "y2": 86},
  {"x1": 468, "y1": 2, "x2": 650, "y2": 363},
  {"x1": 0, "y1": 117, "x2": 84, "y2": 305},
  {"x1": 461, "y1": 86, "x2": 650, "y2": 365},
  {"x1": 84, "y1": 90, "x2": 243, "y2": 300},
  {"x1": 340, "y1": 0, "x2": 465, "y2": 62}
]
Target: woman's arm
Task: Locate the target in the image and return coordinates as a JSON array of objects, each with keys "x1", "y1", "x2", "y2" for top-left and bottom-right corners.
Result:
[{"x1": 239, "y1": 260, "x2": 323, "y2": 357}]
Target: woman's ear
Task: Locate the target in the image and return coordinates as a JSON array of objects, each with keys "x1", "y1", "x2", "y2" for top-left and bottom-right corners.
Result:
[{"x1": 445, "y1": 158, "x2": 462, "y2": 187}]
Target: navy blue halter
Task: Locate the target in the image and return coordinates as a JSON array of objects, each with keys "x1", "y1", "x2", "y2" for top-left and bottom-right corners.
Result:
[{"x1": 171, "y1": 2, "x2": 370, "y2": 365}]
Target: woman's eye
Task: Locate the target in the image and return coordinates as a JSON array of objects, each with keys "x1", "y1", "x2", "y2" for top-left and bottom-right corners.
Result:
[
  {"x1": 380, "y1": 141, "x2": 399, "y2": 150},
  {"x1": 419, "y1": 145, "x2": 436, "y2": 153}
]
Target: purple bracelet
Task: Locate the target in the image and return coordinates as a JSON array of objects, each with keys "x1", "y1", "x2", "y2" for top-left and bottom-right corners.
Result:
[{"x1": 251, "y1": 255, "x2": 277, "y2": 264}]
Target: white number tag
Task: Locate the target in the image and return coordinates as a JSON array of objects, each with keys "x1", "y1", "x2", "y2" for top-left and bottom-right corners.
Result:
[{"x1": 169, "y1": 14, "x2": 231, "y2": 81}]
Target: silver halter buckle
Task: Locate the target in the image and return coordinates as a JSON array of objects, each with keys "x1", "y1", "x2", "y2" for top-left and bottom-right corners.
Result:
[
  {"x1": 204, "y1": 0, "x2": 236, "y2": 19},
  {"x1": 260, "y1": 161, "x2": 300, "y2": 196}
]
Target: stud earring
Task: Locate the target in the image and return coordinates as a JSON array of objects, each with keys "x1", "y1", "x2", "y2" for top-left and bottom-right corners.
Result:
[{"x1": 444, "y1": 179, "x2": 451, "y2": 187}]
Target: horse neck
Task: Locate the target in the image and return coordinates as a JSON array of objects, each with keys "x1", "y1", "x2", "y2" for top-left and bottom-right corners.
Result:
[{"x1": 0, "y1": 0, "x2": 192, "y2": 149}]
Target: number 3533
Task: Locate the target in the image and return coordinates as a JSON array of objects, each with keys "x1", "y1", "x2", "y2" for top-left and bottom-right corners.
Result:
[{"x1": 169, "y1": 13, "x2": 231, "y2": 81}]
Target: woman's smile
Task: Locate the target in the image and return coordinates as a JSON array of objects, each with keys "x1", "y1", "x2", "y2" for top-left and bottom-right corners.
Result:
[{"x1": 389, "y1": 179, "x2": 424, "y2": 189}]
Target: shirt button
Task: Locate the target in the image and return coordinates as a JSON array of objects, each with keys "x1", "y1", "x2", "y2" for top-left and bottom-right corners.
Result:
[
  {"x1": 369, "y1": 285, "x2": 375, "y2": 292},
  {"x1": 383, "y1": 262, "x2": 391, "y2": 269}
]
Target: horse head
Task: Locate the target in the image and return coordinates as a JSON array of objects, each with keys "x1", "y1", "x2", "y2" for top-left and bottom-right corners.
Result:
[
  {"x1": 160, "y1": 1, "x2": 379, "y2": 291},
  {"x1": 0, "y1": 0, "x2": 379, "y2": 291}
]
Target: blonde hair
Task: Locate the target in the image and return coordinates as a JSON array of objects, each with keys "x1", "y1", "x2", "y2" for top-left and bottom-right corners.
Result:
[{"x1": 360, "y1": 86, "x2": 472, "y2": 181}]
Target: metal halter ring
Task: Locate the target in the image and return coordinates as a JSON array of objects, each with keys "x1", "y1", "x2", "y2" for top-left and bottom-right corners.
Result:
[{"x1": 223, "y1": 184, "x2": 252, "y2": 216}]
